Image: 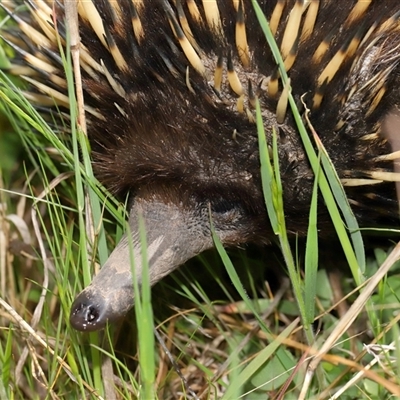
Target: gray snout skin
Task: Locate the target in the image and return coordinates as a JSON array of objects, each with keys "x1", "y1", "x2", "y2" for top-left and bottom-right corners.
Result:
[
  {"x1": 69, "y1": 239, "x2": 135, "y2": 331},
  {"x1": 69, "y1": 200, "x2": 213, "y2": 331}
]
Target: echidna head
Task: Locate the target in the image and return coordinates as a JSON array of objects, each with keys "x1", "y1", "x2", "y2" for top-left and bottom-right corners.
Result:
[{"x1": 70, "y1": 186, "x2": 265, "y2": 331}]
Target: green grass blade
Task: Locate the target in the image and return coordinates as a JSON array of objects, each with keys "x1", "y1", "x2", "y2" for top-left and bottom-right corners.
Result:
[
  {"x1": 255, "y1": 98, "x2": 278, "y2": 233},
  {"x1": 318, "y1": 145, "x2": 365, "y2": 273},
  {"x1": 129, "y1": 217, "x2": 156, "y2": 400},
  {"x1": 211, "y1": 224, "x2": 267, "y2": 331},
  {"x1": 304, "y1": 168, "x2": 320, "y2": 326},
  {"x1": 255, "y1": 95, "x2": 313, "y2": 341}
]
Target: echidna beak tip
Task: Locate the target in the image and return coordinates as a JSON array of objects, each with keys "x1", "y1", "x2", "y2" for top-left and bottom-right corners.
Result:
[{"x1": 69, "y1": 292, "x2": 109, "y2": 332}]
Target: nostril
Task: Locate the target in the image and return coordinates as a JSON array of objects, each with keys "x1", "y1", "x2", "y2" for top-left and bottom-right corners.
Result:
[
  {"x1": 71, "y1": 302, "x2": 99, "y2": 322},
  {"x1": 70, "y1": 295, "x2": 106, "y2": 332},
  {"x1": 86, "y1": 305, "x2": 99, "y2": 323}
]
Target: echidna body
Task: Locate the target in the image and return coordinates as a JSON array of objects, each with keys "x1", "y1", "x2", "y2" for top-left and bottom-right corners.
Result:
[{"x1": 3, "y1": 0, "x2": 400, "y2": 331}]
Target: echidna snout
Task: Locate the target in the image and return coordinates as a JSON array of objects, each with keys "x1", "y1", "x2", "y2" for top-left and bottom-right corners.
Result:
[
  {"x1": 70, "y1": 196, "x2": 237, "y2": 331},
  {"x1": 70, "y1": 199, "x2": 202, "y2": 330}
]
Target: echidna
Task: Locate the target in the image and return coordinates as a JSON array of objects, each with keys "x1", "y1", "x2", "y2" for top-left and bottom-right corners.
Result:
[{"x1": 2, "y1": 0, "x2": 400, "y2": 332}]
